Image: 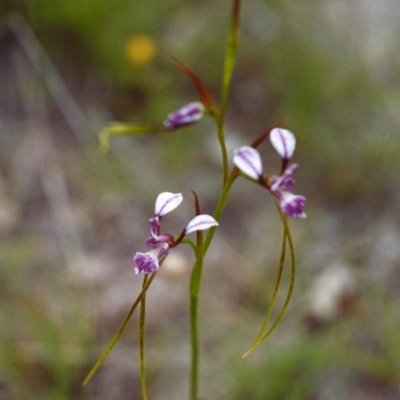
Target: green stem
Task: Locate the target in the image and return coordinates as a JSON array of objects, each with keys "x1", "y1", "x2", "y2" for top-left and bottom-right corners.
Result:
[
  {"x1": 220, "y1": 0, "x2": 241, "y2": 123},
  {"x1": 188, "y1": 2, "x2": 242, "y2": 393},
  {"x1": 204, "y1": 170, "x2": 236, "y2": 253},
  {"x1": 217, "y1": 0, "x2": 242, "y2": 184},
  {"x1": 188, "y1": 170, "x2": 237, "y2": 400},
  {"x1": 140, "y1": 275, "x2": 149, "y2": 400},
  {"x1": 189, "y1": 225, "x2": 204, "y2": 400},
  {"x1": 189, "y1": 257, "x2": 203, "y2": 400},
  {"x1": 216, "y1": 125, "x2": 230, "y2": 185}
]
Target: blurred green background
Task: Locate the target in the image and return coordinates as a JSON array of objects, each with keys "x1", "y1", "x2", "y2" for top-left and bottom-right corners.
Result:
[{"x1": 1, "y1": 1, "x2": 400, "y2": 399}]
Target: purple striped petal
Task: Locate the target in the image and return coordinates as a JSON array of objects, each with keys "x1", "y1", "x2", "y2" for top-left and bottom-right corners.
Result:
[
  {"x1": 155, "y1": 192, "x2": 183, "y2": 217},
  {"x1": 146, "y1": 216, "x2": 173, "y2": 247},
  {"x1": 233, "y1": 146, "x2": 263, "y2": 180},
  {"x1": 185, "y1": 215, "x2": 218, "y2": 234},
  {"x1": 270, "y1": 164, "x2": 298, "y2": 191},
  {"x1": 163, "y1": 102, "x2": 205, "y2": 130},
  {"x1": 270, "y1": 128, "x2": 296, "y2": 160},
  {"x1": 134, "y1": 243, "x2": 169, "y2": 274},
  {"x1": 274, "y1": 190, "x2": 306, "y2": 218}
]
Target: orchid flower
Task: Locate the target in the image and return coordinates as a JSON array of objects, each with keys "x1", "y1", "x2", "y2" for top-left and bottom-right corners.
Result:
[
  {"x1": 233, "y1": 128, "x2": 306, "y2": 218},
  {"x1": 134, "y1": 192, "x2": 218, "y2": 273},
  {"x1": 163, "y1": 102, "x2": 205, "y2": 130}
]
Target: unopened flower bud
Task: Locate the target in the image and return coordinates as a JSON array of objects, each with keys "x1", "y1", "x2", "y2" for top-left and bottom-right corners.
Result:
[{"x1": 163, "y1": 102, "x2": 205, "y2": 130}]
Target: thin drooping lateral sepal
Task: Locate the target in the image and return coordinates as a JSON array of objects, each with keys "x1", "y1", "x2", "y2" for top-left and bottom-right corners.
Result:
[
  {"x1": 242, "y1": 202, "x2": 295, "y2": 357},
  {"x1": 82, "y1": 271, "x2": 158, "y2": 386},
  {"x1": 171, "y1": 57, "x2": 219, "y2": 118},
  {"x1": 139, "y1": 275, "x2": 149, "y2": 400},
  {"x1": 98, "y1": 124, "x2": 166, "y2": 153},
  {"x1": 242, "y1": 215, "x2": 287, "y2": 357},
  {"x1": 257, "y1": 207, "x2": 295, "y2": 342}
]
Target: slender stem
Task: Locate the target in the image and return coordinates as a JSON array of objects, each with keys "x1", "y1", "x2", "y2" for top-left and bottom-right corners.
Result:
[
  {"x1": 188, "y1": 169, "x2": 238, "y2": 400},
  {"x1": 217, "y1": 0, "x2": 242, "y2": 184},
  {"x1": 140, "y1": 275, "x2": 149, "y2": 400},
  {"x1": 188, "y1": 2, "x2": 242, "y2": 395},
  {"x1": 216, "y1": 126, "x2": 229, "y2": 185},
  {"x1": 204, "y1": 169, "x2": 237, "y2": 253},
  {"x1": 189, "y1": 258, "x2": 202, "y2": 400},
  {"x1": 220, "y1": 0, "x2": 241, "y2": 124},
  {"x1": 189, "y1": 296, "x2": 198, "y2": 400},
  {"x1": 189, "y1": 232, "x2": 204, "y2": 400}
]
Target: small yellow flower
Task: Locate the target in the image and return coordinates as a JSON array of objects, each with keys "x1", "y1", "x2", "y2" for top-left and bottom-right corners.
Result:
[{"x1": 124, "y1": 34, "x2": 157, "y2": 65}]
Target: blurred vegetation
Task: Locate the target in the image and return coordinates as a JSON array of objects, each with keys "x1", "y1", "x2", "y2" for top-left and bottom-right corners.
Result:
[{"x1": 1, "y1": 0, "x2": 400, "y2": 399}]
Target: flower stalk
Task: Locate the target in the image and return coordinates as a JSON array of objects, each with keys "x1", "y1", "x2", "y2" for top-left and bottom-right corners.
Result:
[{"x1": 140, "y1": 275, "x2": 148, "y2": 400}]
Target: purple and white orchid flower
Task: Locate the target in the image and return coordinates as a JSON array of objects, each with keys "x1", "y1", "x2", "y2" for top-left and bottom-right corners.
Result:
[
  {"x1": 268, "y1": 163, "x2": 306, "y2": 218},
  {"x1": 233, "y1": 128, "x2": 306, "y2": 218},
  {"x1": 134, "y1": 192, "x2": 218, "y2": 274},
  {"x1": 163, "y1": 102, "x2": 205, "y2": 130}
]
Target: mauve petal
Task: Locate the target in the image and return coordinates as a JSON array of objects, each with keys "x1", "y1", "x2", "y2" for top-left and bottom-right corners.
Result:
[
  {"x1": 185, "y1": 215, "x2": 218, "y2": 234},
  {"x1": 149, "y1": 216, "x2": 159, "y2": 236},
  {"x1": 233, "y1": 146, "x2": 263, "y2": 180},
  {"x1": 134, "y1": 251, "x2": 160, "y2": 274},
  {"x1": 270, "y1": 164, "x2": 298, "y2": 191},
  {"x1": 134, "y1": 244, "x2": 169, "y2": 274},
  {"x1": 275, "y1": 190, "x2": 306, "y2": 218},
  {"x1": 146, "y1": 232, "x2": 173, "y2": 248},
  {"x1": 155, "y1": 192, "x2": 183, "y2": 216},
  {"x1": 270, "y1": 128, "x2": 296, "y2": 160},
  {"x1": 163, "y1": 102, "x2": 205, "y2": 130}
]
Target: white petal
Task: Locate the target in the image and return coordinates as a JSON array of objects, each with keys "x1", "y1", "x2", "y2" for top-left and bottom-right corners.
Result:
[
  {"x1": 270, "y1": 128, "x2": 296, "y2": 160},
  {"x1": 185, "y1": 214, "x2": 218, "y2": 234},
  {"x1": 155, "y1": 192, "x2": 183, "y2": 216},
  {"x1": 233, "y1": 146, "x2": 263, "y2": 180}
]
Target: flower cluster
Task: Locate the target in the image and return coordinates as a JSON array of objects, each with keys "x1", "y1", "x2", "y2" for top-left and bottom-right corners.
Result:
[
  {"x1": 134, "y1": 192, "x2": 218, "y2": 274},
  {"x1": 233, "y1": 128, "x2": 306, "y2": 218}
]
